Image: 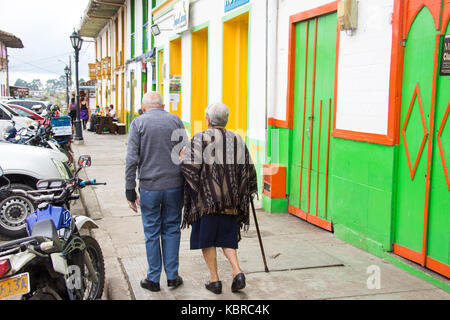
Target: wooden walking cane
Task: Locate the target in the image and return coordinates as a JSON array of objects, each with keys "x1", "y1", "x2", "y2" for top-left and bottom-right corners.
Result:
[{"x1": 250, "y1": 197, "x2": 269, "y2": 272}]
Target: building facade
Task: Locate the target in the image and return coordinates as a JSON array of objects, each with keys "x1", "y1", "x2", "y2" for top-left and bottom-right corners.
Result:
[
  {"x1": 78, "y1": 0, "x2": 450, "y2": 282},
  {"x1": 0, "y1": 30, "x2": 24, "y2": 97}
]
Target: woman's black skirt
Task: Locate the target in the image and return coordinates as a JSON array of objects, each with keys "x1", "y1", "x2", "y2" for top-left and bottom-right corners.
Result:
[{"x1": 190, "y1": 214, "x2": 239, "y2": 250}]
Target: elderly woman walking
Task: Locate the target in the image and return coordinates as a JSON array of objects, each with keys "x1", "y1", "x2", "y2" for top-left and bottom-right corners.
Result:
[{"x1": 180, "y1": 102, "x2": 257, "y2": 294}]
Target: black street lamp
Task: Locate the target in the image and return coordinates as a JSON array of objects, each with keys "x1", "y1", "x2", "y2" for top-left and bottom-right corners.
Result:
[
  {"x1": 64, "y1": 65, "x2": 70, "y2": 111},
  {"x1": 70, "y1": 30, "x2": 83, "y2": 142}
]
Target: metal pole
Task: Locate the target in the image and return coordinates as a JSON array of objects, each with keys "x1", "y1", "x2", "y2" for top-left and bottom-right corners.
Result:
[
  {"x1": 74, "y1": 49, "x2": 83, "y2": 141},
  {"x1": 250, "y1": 197, "x2": 269, "y2": 272},
  {"x1": 65, "y1": 70, "x2": 69, "y2": 110}
]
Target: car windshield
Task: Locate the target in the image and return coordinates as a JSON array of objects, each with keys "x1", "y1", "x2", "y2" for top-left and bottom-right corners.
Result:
[{"x1": 9, "y1": 106, "x2": 32, "y2": 118}]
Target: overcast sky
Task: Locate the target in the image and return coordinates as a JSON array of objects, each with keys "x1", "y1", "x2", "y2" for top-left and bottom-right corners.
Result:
[{"x1": 0, "y1": 0, "x2": 95, "y2": 85}]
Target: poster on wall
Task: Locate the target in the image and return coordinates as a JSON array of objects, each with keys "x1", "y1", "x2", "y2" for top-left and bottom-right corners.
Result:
[
  {"x1": 440, "y1": 34, "x2": 450, "y2": 76},
  {"x1": 173, "y1": 0, "x2": 189, "y2": 33},
  {"x1": 169, "y1": 75, "x2": 182, "y2": 93}
]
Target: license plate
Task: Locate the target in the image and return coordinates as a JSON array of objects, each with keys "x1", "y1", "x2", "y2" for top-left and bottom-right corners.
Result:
[{"x1": 0, "y1": 273, "x2": 30, "y2": 300}]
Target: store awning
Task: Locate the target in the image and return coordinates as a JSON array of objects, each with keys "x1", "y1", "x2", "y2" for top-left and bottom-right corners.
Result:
[
  {"x1": 0, "y1": 30, "x2": 24, "y2": 48},
  {"x1": 78, "y1": 0, "x2": 125, "y2": 38}
]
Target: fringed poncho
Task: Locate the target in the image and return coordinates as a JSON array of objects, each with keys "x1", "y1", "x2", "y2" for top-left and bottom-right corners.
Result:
[{"x1": 180, "y1": 128, "x2": 258, "y2": 238}]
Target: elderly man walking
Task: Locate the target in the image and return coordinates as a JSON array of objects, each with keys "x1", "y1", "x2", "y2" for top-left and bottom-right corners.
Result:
[{"x1": 125, "y1": 91, "x2": 188, "y2": 292}]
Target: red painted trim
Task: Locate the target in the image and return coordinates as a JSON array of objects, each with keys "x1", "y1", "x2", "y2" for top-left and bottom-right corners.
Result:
[
  {"x1": 284, "y1": 19, "x2": 297, "y2": 130},
  {"x1": 324, "y1": 99, "x2": 332, "y2": 219},
  {"x1": 307, "y1": 18, "x2": 318, "y2": 214},
  {"x1": 436, "y1": 101, "x2": 450, "y2": 190},
  {"x1": 315, "y1": 100, "x2": 323, "y2": 216},
  {"x1": 421, "y1": 34, "x2": 440, "y2": 267},
  {"x1": 401, "y1": 83, "x2": 429, "y2": 180},
  {"x1": 389, "y1": 0, "x2": 406, "y2": 146},
  {"x1": 267, "y1": 117, "x2": 289, "y2": 128},
  {"x1": 289, "y1": 1, "x2": 338, "y2": 24},
  {"x1": 393, "y1": 243, "x2": 423, "y2": 265},
  {"x1": 288, "y1": 205, "x2": 307, "y2": 220},
  {"x1": 426, "y1": 257, "x2": 450, "y2": 279},
  {"x1": 442, "y1": 1, "x2": 450, "y2": 34},
  {"x1": 288, "y1": 205, "x2": 333, "y2": 232},
  {"x1": 403, "y1": 0, "x2": 441, "y2": 39},
  {"x1": 298, "y1": 20, "x2": 310, "y2": 209}
]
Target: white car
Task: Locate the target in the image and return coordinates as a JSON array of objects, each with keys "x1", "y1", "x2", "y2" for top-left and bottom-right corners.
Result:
[
  {"x1": 0, "y1": 142, "x2": 72, "y2": 239},
  {"x1": 0, "y1": 102, "x2": 37, "y2": 140}
]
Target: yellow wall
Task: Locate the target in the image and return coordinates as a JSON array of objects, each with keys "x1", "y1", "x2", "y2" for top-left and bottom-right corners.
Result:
[
  {"x1": 169, "y1": 38, "x2": 182, "y2": 119},
  {"x1": 222, "y1": 12, "x2": 249, "y2": 137},
  {"x1": 191, "y1": 27, "x2": 208, "y2": 136},
  {"x1": 158, "y1": 49, "x2": 164, "y2": 97}
]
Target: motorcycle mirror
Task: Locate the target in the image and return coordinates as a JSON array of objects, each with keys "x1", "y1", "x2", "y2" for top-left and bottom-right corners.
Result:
[
  {"x1": 0, "y1": 166, "x2": 3, "y2": 177},
  {"x1": 78, "y1": 155, "x2": 92, "y2": 168}
]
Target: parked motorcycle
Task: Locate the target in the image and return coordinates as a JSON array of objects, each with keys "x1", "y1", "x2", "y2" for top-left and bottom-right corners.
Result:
[
  {"x1": 0, "y1": 156, "x2": 105, "y2": 300},
  {"x1": 3, "y1": 107, "x2": 74, "y2": 165}
]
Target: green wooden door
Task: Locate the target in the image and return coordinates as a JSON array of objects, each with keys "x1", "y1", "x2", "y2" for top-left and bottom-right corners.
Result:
[
  {"x1": 288, "y1": 12, "x2": 336, "y2": 230},
  {"x1": 427, "y1": 22, "x2": 450, "y2": 276},
  {"x1": 394, "y1": 6, "x2": 450, "y2": 278}
]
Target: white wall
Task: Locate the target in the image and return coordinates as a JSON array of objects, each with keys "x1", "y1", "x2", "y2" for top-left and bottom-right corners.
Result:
[{"x1": 335, "y1": 0, "x2": 394, "y2": 135}]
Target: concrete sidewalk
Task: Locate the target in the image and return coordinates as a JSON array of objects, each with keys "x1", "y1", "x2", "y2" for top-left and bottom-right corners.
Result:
[{"x1": 74, "y1": 130, "x2": 450, "y2": 300}]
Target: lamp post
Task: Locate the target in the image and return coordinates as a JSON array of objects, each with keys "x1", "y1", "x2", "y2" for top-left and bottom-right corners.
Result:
[
  {"x1": 70, "y1": 30, "x2": 83, "y2": 142},
  {"x1": 64, "y1": 65, "x2": 70, "y2": 111}
]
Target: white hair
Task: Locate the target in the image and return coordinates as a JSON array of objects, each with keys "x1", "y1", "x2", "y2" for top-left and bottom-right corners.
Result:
[
  {"x1": 205, "y1": 102, "x2": 229, "y2": 127},
  {"x1": 142, "y1": 92, "x2": 163, "y2": 108}
]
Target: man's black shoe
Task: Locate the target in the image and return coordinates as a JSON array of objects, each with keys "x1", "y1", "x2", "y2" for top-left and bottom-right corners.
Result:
[
  {"x1": 140, "y1": 279, "x2": 160, "y2": 292},
  {"x1": 167, "y1": 276, "x2": 183, "y2": 289},
  {"x1": 231, "y1": 273, "x2": 246, "y2": 292},
  {"x1": 205, "y1": 281, "x2": 222, "y2": 294}
]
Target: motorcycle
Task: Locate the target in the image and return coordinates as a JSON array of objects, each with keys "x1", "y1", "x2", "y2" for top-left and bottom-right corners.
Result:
[
  {"x1": 0, "y1": 156, "x2": 106, "y2": 300},
  {"x1": 3, "y1": 107, "x2": 74, "y2": 165}
]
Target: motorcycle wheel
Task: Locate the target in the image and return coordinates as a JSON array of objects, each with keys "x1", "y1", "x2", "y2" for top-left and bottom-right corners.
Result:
[
  {"x1": 80, "y1": 235, "x2": 105, "y2": 300},
  {"x1": 0, "y1": 183, "x2": 36, "y2": 239}
]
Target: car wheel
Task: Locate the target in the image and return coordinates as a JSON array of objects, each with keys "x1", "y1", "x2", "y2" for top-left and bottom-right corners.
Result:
[{"x1": 0, "y1": 183, "x2": 36, "y2": 239}]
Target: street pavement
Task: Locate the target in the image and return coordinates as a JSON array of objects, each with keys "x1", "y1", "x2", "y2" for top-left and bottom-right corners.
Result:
[{"x1": 69, "y1": 129, "x2": 449, "y2": 300}]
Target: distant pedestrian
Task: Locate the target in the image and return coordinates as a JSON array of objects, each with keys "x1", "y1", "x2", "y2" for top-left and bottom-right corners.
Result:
[
  {"x1": 125, "y1": 91, "x2": 188, "y2": 292},
  {"x1": 179, "y1": 102, "x2": 258, "y2": 295},
  {"x1": 68, "y1": 98, "x2": 77, "y2": 128},
  {"x1": 80, "y1": 97, "x2": 89, "y2": 130}
]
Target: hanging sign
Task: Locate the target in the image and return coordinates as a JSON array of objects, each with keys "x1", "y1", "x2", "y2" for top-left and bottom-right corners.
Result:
[
  {"x1": 224, "y1": 0, "x2": 249, "y2": 12},
  {"x1": 173, "y1": 0, "x2": 189, "y2": 33},
  {"x1": 440, "y1": 35, "x2": 450, "y2": 76}
]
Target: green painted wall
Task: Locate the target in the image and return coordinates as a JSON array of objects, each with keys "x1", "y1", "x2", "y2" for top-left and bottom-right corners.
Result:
[{"x1": 329, "y1": 138, "x2": 396, "y2": 251}]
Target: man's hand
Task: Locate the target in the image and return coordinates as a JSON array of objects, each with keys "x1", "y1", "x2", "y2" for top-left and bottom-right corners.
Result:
[{"x1": 128, "y1": 194, "x2": 140, "y2": 213}]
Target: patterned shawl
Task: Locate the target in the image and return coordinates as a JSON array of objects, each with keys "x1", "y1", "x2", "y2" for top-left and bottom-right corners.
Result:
[{"x1": 180, "y1": 128, "x2": 258, "y2": 236}]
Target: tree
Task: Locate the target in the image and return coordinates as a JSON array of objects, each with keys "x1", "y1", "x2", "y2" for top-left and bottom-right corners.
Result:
[
  {"x1": 29, "y1": 79, "x2": 43, "y2": 91},
  {"x1": 14, "y1": 78, "x2": 29, "y2": 88}
]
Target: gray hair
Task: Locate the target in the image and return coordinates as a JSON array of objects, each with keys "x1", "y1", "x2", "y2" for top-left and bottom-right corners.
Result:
[
  {"x1": 205, "y1": 102, "x2": 229, "y2": 127},
  {"x1": 142, "y1": 92, "x2": 163, "y2": 108}
]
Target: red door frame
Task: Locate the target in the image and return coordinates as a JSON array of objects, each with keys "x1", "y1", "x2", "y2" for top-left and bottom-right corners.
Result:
[
  {"x1": 391, "y1": 0, "x2": 450, "y2": 278},
  {"x1": 282, "y1": 1, "x2": 339, "y2": 232}
]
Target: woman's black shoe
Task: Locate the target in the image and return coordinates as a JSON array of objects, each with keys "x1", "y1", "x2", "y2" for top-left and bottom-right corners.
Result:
[
  {"x1": 205, "y1": 281, "x2": 222, "y2": 294},
  {"x1": 231, "y1": 273, "x2": 246, "y2": 292},
  {"x1": 140, "y1": 279, "x2": 160, "y2": 292}
]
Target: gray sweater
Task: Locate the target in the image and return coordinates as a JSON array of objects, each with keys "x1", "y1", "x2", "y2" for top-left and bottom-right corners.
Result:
[{"x1": 125, "y1": 108, "x2": 188, "y2": 192}]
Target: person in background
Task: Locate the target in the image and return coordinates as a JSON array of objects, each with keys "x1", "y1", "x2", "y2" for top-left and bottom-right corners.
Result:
[
  {"x1": 80, "y1": 97, "x2": 90, "y2": 130},
  {"x1": 125, "y1": 91, "x2": 188, "y2": 292},
  {"x1": 179, "y1": 102, "x2": 257, "y2": 295},
  {"x1": 95, "y1": 105, "x2": 101, "y2": 115},
  {"x1": 108, "y1": 104, "x2": 117, "y2": 119},
  {"x1": 68, "y1": 98, "x2": 77, "y2": 129}
]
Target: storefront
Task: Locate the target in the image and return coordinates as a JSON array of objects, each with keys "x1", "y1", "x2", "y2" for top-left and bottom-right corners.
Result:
[{"x1": 264, "y1": 0, "x2": 449, "y2": 279}]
